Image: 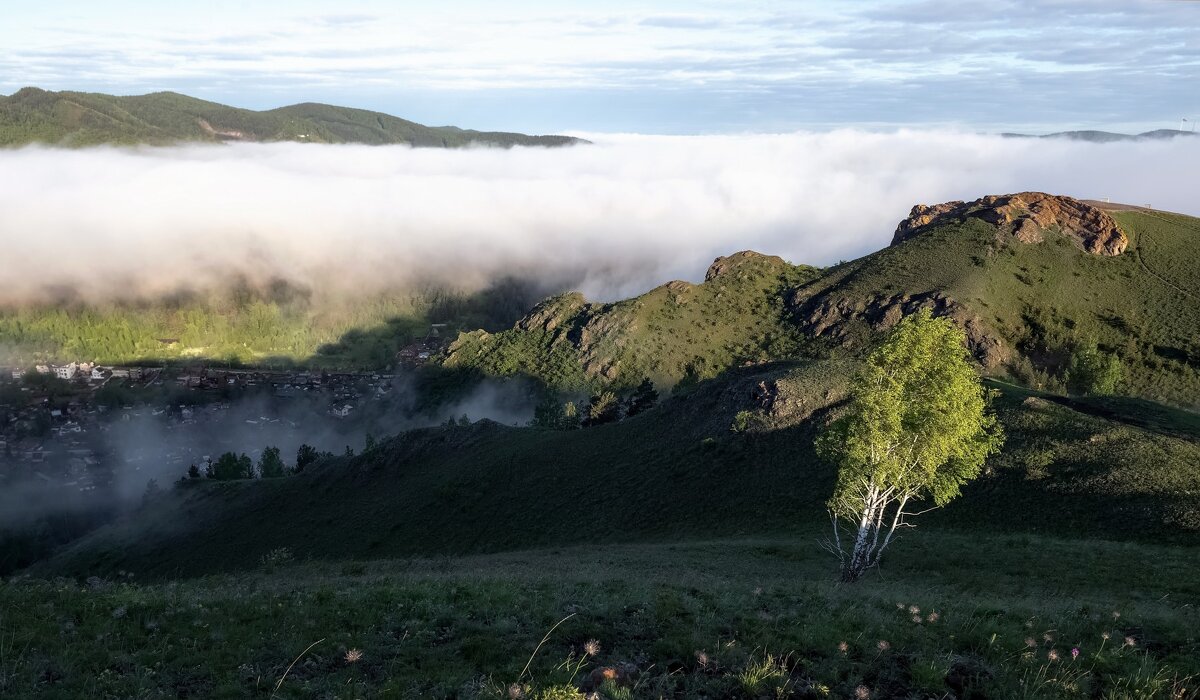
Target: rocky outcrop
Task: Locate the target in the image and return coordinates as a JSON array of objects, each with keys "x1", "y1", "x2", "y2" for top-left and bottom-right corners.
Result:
[
  {"x1": 795, "y1": 291, "x2": 1010, "y2": 369},
  {"x1": 891, "y1": 192, "x2": 1127, "y2": 256},
  {"x1": 515, "y1": 292, "x2": 587, "y2": 333},
  {"x1": 706, "y1": 251, "x2": 786, "y2": 281}
]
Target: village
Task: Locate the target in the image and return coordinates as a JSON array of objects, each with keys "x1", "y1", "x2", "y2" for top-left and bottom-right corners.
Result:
[{"x1": 0, "y1": 335, "x2": 448, "y2": 497}]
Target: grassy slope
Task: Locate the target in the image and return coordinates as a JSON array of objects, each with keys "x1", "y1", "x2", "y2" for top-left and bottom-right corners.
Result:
[
  {"x1": 5, "y1": 536, "x2": 1199, "y2": 698},
  {"x1": 0, "y1": 281, "x2": 552, "y2": 369},
  {"x1": 444, "y1": 253, "x2": 820, "y2": 391},
  {"x1": 36, "y1": 360, "x2": 1200, "y2": 580},
  {"x1": 447, "y1": 207, "x2": 1200, "y2": 408},
  {"x1": 0, "y1": 87, "x2": 583, "y2": 147},
  {"x1": 795, "y1": 209, "x2": 1200, "y2": 407}
]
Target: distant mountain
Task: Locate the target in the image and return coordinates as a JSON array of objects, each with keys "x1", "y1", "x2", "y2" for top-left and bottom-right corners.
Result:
[
  {"x1": 0, "y1": 87, "x2": 585, "y2": 147},
  {"x1": 1001, "y1": 128, "x2": 1197, "y2": 142}
]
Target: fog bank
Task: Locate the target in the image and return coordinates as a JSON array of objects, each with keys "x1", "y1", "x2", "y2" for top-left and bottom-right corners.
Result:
[{"x1": 2, "y1": 132, "x2": 1197, "y2": 303}]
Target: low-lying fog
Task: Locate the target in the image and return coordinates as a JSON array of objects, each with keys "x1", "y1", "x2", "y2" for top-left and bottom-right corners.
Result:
[
  {"x1": 0, "y1": 374, "x2": 534, "y2": 532},
  {"x1": 3, "y1": 131, "x2": 1198, "y2": 305}
]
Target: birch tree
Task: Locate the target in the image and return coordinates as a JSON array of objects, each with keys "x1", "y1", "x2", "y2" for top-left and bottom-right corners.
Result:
[{"x1": 817, "y1": 309, "x2": 1003, "y2": 582}]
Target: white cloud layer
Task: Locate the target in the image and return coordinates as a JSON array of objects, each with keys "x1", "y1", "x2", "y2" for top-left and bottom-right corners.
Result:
[{"x1": 2, "y1": 132, "x2": 1198, "y2": 304}]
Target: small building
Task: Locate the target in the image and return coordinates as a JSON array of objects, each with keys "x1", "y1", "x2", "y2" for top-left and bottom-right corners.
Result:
[{"x1": 53, "y1": 363, "x2": 78, "y2": 380}]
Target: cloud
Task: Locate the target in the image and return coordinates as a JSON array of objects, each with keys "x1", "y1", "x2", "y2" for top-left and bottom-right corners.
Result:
[
  {"x1": 1, "y1": 132, "x2": 1198, "y2": 306},
  {"x1": 2, "y1": 1, "x2": 1196, "y2": 132}
]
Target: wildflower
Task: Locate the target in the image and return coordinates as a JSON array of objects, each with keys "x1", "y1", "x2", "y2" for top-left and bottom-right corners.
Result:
[
  {"x1": 752, "y1": 586, "x2": 763, "y2": 596},
  {"x1": 345, "y1": 649, "x2": 363, "y2": 664},
  {"x1": 837, "y1": 641, "x2": 849, "y2": 654},
  {"x1": 1043, "y1": 632, "x2": 1054, "y2": 643},
  {"x1": 1071, "y1": 647, "x2": 1079, "y2": 660},
  {"x1": 896, "y1": 602, "x2": 905, "y2": 610},
  {"x1": 911, "y1": 614, "x2": 922, "y2": 624},
  {"x1": 1021, "y1": 651, "x2": 1034, "y2": 662},
  {"x1": 1101, "y1": 632, "x2": 1111, "y2": 641},
  {"x1": 1025, "y1": 637, "x2": 1036, "y2": 648},
  {"x1": 1124, "y1": 636, "x2": 1136, "y2": 648},
  {"x1": 1048, "y1": 649, "x2": 1060, "y2": 662},
  {"x1": 601, "y1": 667, "x2": 618, "y2": 680},
  {"x1": 876, "y1": 640, "x2": 890, "y2": 652},
  {"x1": 926, "y1": 612, "x2": 940, "y2": 623},
  {"x1": 908, "y1": 605, "x2": 920, "y2": 615},
  {"x1": 1112, "y1": 611, "x2": 1121, "y2": 620},
  {"x1": 507, "y1": 683, "x2": 524, "y2": 699},
  {"x1": 695, "y1": 650, "x2": 710, "y2": 667},
  {"x1": 855, "y1": 685, "x2": 871, "y2": 699},
  {"x1": 583, "y1": 639, "x2": 601, "y2": 657}
]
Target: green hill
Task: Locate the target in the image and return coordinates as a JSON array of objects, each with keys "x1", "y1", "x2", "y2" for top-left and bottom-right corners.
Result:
[
  {"x1": 445, "y1": 193, "x2": 1200, "y2": 408},
  {"x1": 444, "y1": 252, "x2": 820, "y2": 391},
  {"x1": 0, "y1": 87, "x2": 584, "y2": 147},
  {"x1": 35, "y1": 358, "x2": 1200, "y2": 580}
]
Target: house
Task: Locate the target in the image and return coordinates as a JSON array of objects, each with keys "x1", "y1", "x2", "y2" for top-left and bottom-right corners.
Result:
[
  {"x1": 53, "y1": 363, "x2": 78, "y2": 380},
  {"x1": 90, "y1": 367, "x2": 107, "y2": 381},
  {"x1": 331, "y1": 404, "x2": 353, "y2": 418},
  {"x1": 10, "y1": 368, "x2": 24, "y2": 380}
]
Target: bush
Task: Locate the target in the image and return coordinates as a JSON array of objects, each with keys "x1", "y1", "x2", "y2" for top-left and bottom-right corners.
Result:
[{"x1": 1068, "y1": 342, "x2": 1123, "y2": 396}]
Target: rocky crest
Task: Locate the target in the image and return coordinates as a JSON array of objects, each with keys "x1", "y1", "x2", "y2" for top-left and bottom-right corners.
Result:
[
  {"x1": 892, "y1": 192, "x2": 1128, "y2": 256},
  {"x1": 706, "y1": 251, "x2": 786, "y2": 281}
]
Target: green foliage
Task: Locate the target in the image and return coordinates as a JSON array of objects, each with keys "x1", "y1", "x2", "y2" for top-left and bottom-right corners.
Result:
[
  {"x1": 295, "y1": 444, "x2": 319, "y2": 473},
  {"x1": 186, "y1": 463, "x2": 201, "y2": 480},
  {"x1": 1068, "y1": 341, "x2": 1123, "y2": 396},
  {"x1": 821, "y1": 310, "x2": 1003, "y2": 515},
  {"x1": 209, "y1": 452, "x2": 253, "y2": 480},
  {"x1": 584, "y1": 391, "x2": 620, "y2": 426},
  {"x1": 730, "y1": 409, "x2": 768, "y2": 433},
  {"x1": 624, "y1": 378, "x2": 659, "y2": 417},
  {"x1": 818, "y1": 310, "x2": 1003, "y2": 580},
  {"x1": 531, "y1": 398, "x2": 582, "y2": 430},
  {"x1": 258, "y1": 446, "x2": 286, "y2": 478}
]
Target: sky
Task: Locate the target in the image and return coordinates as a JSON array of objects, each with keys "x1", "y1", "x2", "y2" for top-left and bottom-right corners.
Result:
[{"x1": 1, "y1": 0, "x2": 1198, "y2": 134}]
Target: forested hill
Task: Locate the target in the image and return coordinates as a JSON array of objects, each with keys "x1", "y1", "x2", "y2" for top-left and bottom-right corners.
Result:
[{"x1": 0, "y1": 87, "x2": 586, "y2": 147}]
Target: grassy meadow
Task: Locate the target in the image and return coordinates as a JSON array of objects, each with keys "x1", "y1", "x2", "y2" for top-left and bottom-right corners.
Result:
[{"x1": 3, "y1": 535, "x2": 1198, "y2": 698}]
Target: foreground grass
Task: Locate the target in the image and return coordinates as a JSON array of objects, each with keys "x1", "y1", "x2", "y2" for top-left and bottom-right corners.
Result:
[{"x1": 3, "y1": 533, "x2": 1198, "y2": 699}]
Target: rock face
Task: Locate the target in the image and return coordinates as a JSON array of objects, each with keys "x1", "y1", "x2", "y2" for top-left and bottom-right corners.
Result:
[
  {"x1": 891, "y1": 192, "x2": 1127, "y2": 256},
  {"x1": 706, "y1": 251, "x2": 786, "y2": 281},
  {"x1": 794, "y1": 290, "x2": 1010, "y2": 369}
]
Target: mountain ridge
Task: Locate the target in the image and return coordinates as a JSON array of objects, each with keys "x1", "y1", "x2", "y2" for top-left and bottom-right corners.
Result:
[
  {"x1": 447, "y1": 193, "x2": 1200, "y2": 407},
  {"x1": 0, "y1": 87, "x2": 585, "y2": 147}
]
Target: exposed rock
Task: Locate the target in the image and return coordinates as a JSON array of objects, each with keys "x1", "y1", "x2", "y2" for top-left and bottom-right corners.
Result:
[
  {"x1": 516, "y1": 292, "x2": 587, "y2": 333},
  {"x1": 705, "y1": 250, "x2": 785, "y2": 281},
  {"x1": 795, "y1": 291, "x2": 1010, "y2": 369},
  {"x1": 891, "y1": 192, "x2": 1127, "y2": 256}
]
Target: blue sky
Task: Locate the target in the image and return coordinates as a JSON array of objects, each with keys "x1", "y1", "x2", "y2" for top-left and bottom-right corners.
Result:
[{"x1": 1, "y1": 0, "x2": 1197, "y2": 134}]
